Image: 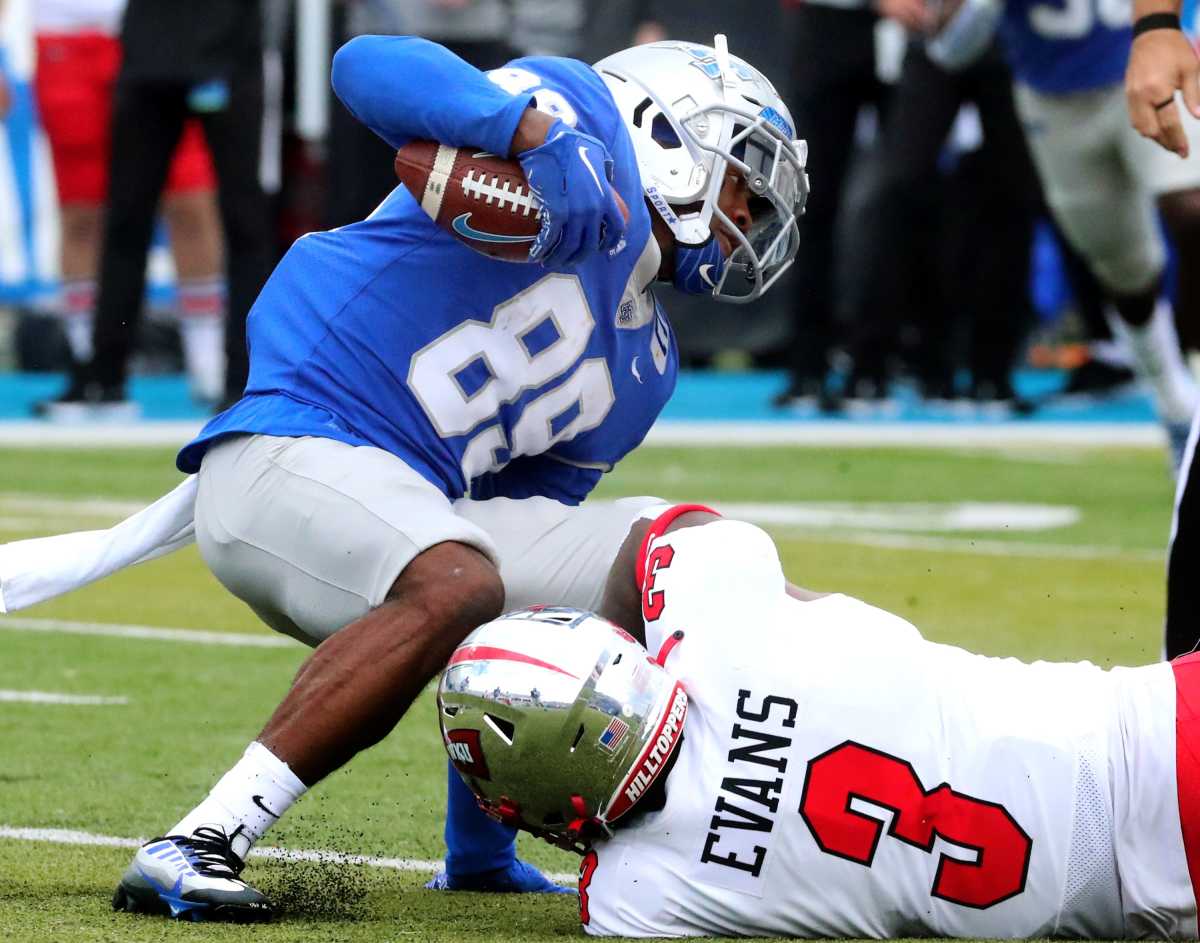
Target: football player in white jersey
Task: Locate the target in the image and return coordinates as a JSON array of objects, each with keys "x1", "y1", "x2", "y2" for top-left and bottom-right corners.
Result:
[{"x1": 439, "y1": 505, "x2": 1200, "y2": 938}]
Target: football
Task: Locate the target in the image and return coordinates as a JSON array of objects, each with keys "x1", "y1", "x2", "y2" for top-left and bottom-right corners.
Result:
[{"x1": 394, "y1": 140, "x2": 542, "y2": 263}]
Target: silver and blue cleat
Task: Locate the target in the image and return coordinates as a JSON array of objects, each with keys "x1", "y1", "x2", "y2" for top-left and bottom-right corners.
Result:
[{"x1": 112, "y1": 825, "x2": 271, "y2": 922}]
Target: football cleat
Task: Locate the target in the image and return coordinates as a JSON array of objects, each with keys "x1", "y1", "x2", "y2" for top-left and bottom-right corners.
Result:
[
  {"x1": 424, "y1": 859, "x2": 575, "y2": 894},
  {"x1": 112, "y1": 825, "x2": 272, "y2": 922}
]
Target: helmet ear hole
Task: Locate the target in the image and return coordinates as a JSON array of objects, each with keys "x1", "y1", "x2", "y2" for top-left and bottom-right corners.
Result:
[
  {"x1": 650, "y1": 113, "x2": 682, "y2": 149},
  {"x1": 484, "y1": 714, "x2": 516, "y2": 745},
  {"x1": 442, "y1": 705, "x2": 460, "y2": 717}
]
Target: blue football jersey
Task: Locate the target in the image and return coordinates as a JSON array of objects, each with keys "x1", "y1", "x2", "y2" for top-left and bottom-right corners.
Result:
[
  {"x1": 178, "y1": 37, "x2": 676, "y2": 506},
  {"x1": 999, "y1": 0, "x2": 1131, "y2": 93}
]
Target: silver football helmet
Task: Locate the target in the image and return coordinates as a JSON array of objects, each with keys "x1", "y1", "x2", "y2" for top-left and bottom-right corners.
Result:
[
  {"x1": 437, "y1": 607, "x2": 687, "y2": 853},
  {"x1": 594, "y1": 35, "x2": 809, "y2": 303}
]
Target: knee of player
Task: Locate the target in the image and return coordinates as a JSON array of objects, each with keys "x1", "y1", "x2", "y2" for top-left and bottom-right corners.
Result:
[
  {"x1": 449, "y1": 563, "x2": 506, "y2": 633},
  {"x1": 388, "y1": 543, "x2": 505, "y2": 642}
]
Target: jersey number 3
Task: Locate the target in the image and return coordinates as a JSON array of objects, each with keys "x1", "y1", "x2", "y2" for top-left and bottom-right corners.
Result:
[{"x1": 799, "y1": 741, "x2": 1032, "y2": 909}]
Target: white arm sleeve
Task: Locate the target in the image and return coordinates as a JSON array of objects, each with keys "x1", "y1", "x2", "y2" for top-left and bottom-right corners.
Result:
[
  {"x1": 0, "y1": 477, "x2": 197, "y2": 612},
  {"x1": 925, "y1": 0, "x2": 1003, "y2": 72}
]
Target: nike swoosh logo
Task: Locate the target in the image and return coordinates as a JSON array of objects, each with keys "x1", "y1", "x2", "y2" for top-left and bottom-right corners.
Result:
[
  {"x1": 251, "y1": 794, "x2": 281, "y2": 819},
  {"x1": 452, "y1": 213, "x2": 536, "y2": 244},
  {"x1": 631, "y1": 356, "x2": 643, "y2": 383},
  {"x1": 577, "y1": 146, "x2": 605, "y2": 194},
  {"x1": 699, "y1": 264, "x2": 718, "y2": 288}
]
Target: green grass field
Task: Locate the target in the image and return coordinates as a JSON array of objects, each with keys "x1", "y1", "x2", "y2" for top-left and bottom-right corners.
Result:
[{"x1": 0, "y1": 443, "x2": 1178, "y2": 941}]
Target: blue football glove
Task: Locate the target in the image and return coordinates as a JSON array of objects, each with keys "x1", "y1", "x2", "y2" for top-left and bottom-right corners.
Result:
[{"x1": 518, "y1": 120, "x2": 627, "y2": 268}]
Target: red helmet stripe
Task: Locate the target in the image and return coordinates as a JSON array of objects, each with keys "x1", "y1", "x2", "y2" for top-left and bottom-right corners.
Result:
[{"x1": 447, "y1": 644, "x2": 579, "y2": 679}]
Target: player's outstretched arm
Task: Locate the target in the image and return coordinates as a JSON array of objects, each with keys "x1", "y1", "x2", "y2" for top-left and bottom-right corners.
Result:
[
  {"x1": 1125, "y1": 0, "x2": 1200, "y2": 157},
  {"x1": 331, "y1": 35, "x2": 531, "y2": 156},
  {"x1": 332, "y1": 35, "x2": 626, "y2": 267}
]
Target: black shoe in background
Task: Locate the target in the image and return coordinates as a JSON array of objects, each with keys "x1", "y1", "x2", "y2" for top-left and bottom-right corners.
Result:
[
  {"x1": 970, "y1": 378, "x2": 1036, "y2": 417},
  {"x1": 1061, "y1": 359, "x2": 1136, "y2": 397},
  {"x1": 32, "y1": 368, "x2": 139, "y2": 421}
]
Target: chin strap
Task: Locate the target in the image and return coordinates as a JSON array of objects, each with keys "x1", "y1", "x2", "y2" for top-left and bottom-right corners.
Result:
[{"x1": 673, "y1": 235, "x2": 726, "y2": 295}]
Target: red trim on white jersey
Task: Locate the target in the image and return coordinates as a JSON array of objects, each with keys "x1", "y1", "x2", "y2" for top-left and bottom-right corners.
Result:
[
  {"x1": 1173, "y1": 651, "x2": 1200, "y2": 912},
  {"x1": 446, "y1": 644, "x2": 579, "y2": 679},
  {"x1": 655, "y1": 630, "x2": 685, "y2": 666},
  {"x1": 634, "y1": 504, "x2": 719, "y2": 593}
]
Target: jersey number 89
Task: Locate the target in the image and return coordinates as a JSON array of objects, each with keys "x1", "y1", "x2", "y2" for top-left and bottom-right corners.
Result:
[{"x1": 408, "y1": 274, "x2": 616, "y2": 484}]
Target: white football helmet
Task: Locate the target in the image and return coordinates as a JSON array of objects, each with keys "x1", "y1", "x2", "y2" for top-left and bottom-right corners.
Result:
[
  {"x1": 594, "y1": 35, "x2": 809, "y2": 303},
  {"x1": 437, "y1": 607, "x2": 687, "y2": 853}
]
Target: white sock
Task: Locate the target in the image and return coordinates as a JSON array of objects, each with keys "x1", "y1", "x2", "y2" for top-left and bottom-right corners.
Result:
[
  {"x1": 1120, "y1": 300, "x2": 1199, "y2": 424},
  {"x1": 168, "y1": 742, "x2": 307, "y2": 860},
  {"x1": 176, "y1": 277, "x2": 226, "y2": 402},
  {"x1": 59, "y1": 279, "x2": 95, "y2": 363}
]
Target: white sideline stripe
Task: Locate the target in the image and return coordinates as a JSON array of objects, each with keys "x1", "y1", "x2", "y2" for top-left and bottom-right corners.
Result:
[
  {"x1": 646, "y1": 422, "x2": 1165, "y2": 447},
  {"x1": 1, "y1": 495, "x2": 1081, "y2": 535},
  {"x1": 822, "y1": 531, "x2": 1164, "y2": 562},
  {"x1": 719, "y1": 501, "x2": 1079, "y2": 533},
  {"x1": 0, "y1": 617, "x2": 296, "y2": 649},
  {"x1": 0, "y1": 420, "x2": 1167, "y2": 448},
  {"x1": 0, "y1": 690, "x2": 128, "y2": 705},
  {"x1": 0, "y1": 826, "x2": 576, "y2": 884},
  {"x1": 0, "y1": 494, "x2": 147, "y2": 516}
]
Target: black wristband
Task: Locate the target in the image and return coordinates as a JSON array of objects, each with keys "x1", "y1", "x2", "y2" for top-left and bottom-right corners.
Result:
[{"x1": 1133, "y1": 12, "x2": 1182, "y2": 37}]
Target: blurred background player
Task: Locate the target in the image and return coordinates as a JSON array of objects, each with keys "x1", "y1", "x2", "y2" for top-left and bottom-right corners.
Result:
[
  {"x1": 932, "y1": 0, "x2": 1200, "y2": 468},
  {"x1": 37, "y1": 0, "x2": 274, "y2": 414},
  {"x1": 772, "y1": 0, "x2": 889, "y2": 410},
  {"x1": 846, "y1": 35, "x2": 1040, "y2": 409},
  {"x1": 1122, "y1": 0, "x2": 1200, "y2": 661},
  {"x1": 33, "y1": 0, "x2": 227, "y2": 415}
]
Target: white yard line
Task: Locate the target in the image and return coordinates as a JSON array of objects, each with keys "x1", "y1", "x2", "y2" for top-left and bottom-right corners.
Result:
[
  {"x1": 0, "y1": 420, "x2": 1166, "y2": 449},
  {"x1": 717, "y1": 501, "x2": 1080, "y2": 533},
  {"x1": 0, "y1": 826, "x2": 576, "y2": 884},
  {"x1": 0, "y1": 617, "x2": 296, "y2": 649},
  {"x1": 3, "y1": 495, "x2": 1084, "y2": 535},
  {"x1": 0, "y1": 494, "x2": 148, "y2": 516},
  {"x1": 0, "y1": 690, "x2": 128, "y2": 705},
  {"x1": 822, "y1": 531, "x2": 1164, "y2": 562},
  {"x1": 644, "y1": 421, "x2": 1164, "y2": 447}
]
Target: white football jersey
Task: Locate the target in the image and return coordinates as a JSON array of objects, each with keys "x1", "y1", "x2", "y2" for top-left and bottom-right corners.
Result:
[{"x1": 580, "y1": 520, "x2": 1193, "y2": 938}]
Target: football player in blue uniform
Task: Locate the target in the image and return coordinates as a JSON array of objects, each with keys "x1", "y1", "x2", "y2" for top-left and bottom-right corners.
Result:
[
  {"x1": 109, "y1": 34, "x2": 807, "y2": 921},
  {"x1": 930, "y1": 0, "x2": 1200, "y2": 469}
]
